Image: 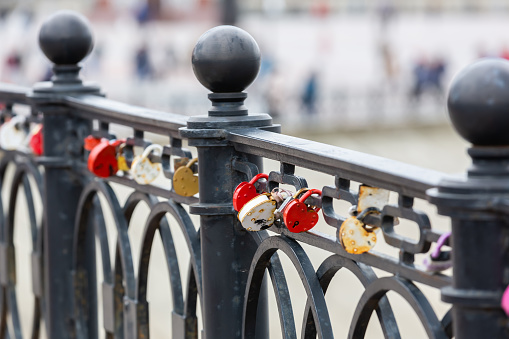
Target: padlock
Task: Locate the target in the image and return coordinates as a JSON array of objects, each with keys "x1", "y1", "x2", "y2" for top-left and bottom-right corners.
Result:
[
  {"x1": 131, "y1": 144, "x2": 163, "y2": 185},
  {"x1": 423, "y1": 232, "x2": 451, "y2": 272},
  {"x1": 88, "y1": 139, "x2": 124, "y2": 178},
  {"x1": 29, "y1": 124, "x2": 43, "y2": 156},
  {"x1": 237, "y1": 193, "x2": 277, "y2": 231},
  {"x1": 339, "y1": 207, "x2": 380, "y2": 254},
  {"x1": 84, "y1": 135, "x2": 102, "y2": 151},
  {"x1": 233, "y1": 173, "x2": 269, "y2": 212},
  {"x1": 283, "y1": 189, "x2": 322, "y2": 233},
  {"x1": 271, "y1": 187, "x2": 295, "y2": 220},
  {"x1": 0, "y1": 115, "x2": 27, "y2": 150},
  {"x1": 116, "y1": 143, "x2": 130, "y2": 172},
  {"x1": 173, "y1": 158, "x2": 199, "y2": 197}
]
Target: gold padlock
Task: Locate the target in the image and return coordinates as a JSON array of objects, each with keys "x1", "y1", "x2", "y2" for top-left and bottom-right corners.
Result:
[
  {"x1": 339, "y1": 216, "x2": 378, "y2": 254},
  {"x1": 117, "y1": 144, "x2": 130, "y2": 172},
  {"x1": 173, "y1": 158, "x2": 199, "y2": 197}
]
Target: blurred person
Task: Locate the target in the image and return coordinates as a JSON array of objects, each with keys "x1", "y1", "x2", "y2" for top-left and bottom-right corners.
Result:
[
  {"x1": 301, "y1": 71, "x2": 318, "y2": 116},
  {"x1": 428, "y1": 57, "x2": 446, "y2": 94},
  {"x1": 135, "y1": 0, "x2": 161, "y2": 24},
  {"x1": 135, "y1": 44, "x2": 153, "y2": 80},
  {"x1": 410, "y1": 55, "x2": 446, "y2": 100},
  {"x1": 2, "y1": 49, "x2": 24, "y2": 84},
  {"x1": 264, "y1": 67, "x2": 284, "y2": 120}
]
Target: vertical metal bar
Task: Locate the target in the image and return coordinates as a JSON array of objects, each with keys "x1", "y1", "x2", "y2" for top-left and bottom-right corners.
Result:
[
  {"x1": 41, "y1": 112, "x2": 95, "y2": 338},
  {"x1": 220, "y1": 0, "x2": 238, "y2": 25},
  {"x1": 191, "y1": 146, "x2": 268, "y2": 338},
  {"x1": 449, "y1": 218, "x2": 505, "y2": 338},
  {"x1": 186, "y1": 25, "x2": 272, "y2": 338},
  {"x1": 38, "y1": 111, "x2": 97, "y2": 338},
  {"x1": 33, "y1": 11, "x2": 102, "y2": 338},
  {"x1": 428, "y1": 58, "x2": 509, "y2": 339}
]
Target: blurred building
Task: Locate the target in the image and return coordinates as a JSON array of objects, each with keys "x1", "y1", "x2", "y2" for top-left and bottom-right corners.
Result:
[{"x1": 4, "y1": 0, "x2": 509, "y2": 15}]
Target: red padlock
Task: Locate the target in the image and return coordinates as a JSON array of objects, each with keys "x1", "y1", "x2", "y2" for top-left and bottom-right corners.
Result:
[
  {"x1": 84, "y1": 135, "x2": 102, "y2": 151},
  {"x1": 87, "y1": 139, "x2": 124, "y2": 178},
  {"x1": 283, "y1": 189, "x2": 322, "y2": 233},
  {"x1": 29, "y1": 124, "x2": 43, "y2": 156},
  {"x1": 233, "y1": 173, "x2": 269, "y2": 212}
]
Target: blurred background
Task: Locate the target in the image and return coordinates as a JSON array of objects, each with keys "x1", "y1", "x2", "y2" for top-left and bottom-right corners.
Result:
[
  {"x1": 1, "y1": 1, "x2": 501, "y2": 338},
  {"x1": 0, "y1": 0, "x2": 508, "y2": 133}
]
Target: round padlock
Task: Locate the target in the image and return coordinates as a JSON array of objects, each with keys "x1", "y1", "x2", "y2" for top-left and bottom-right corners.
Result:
[
  {"x1": 283, "y1": 189, "x2": 322, "y2": 233},
  {"x1": 338, "y1": 216, "x2": 378, "y2": 254},
  {"x1": 233, "y1": 173, "x2": 269, "y2": 212},
  {"x1": 238, "y1": 193, "x2": 277, "y2": 231},
  {"x1": 173, "y1": 158, "x2": 199, "y2": 197},
  {"x1": 29, "y1": 124, "x2": 43, "y2": 156},
  {"x1": 88, "y1": 139, "x2": 119, "y2": 178},
  {"x1": 0, "y1": 115, "x2": 28, "y2": 150},
  {"x1": 131, "y1": 144, "x2": 164, "y2": 185}
]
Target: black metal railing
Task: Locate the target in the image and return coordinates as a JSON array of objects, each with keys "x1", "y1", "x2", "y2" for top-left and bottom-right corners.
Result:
[{"x1": 0, "y1": 9, "x2": 507, "y2": 339}]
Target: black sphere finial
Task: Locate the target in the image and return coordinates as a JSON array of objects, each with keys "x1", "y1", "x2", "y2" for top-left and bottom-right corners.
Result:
[
  {"x1": 448, "y1": 58, "x2": 509, "y2": 146},
  {"x1": 39, "y1": 10, "x2": 93, "y2": 66},
  {"x1": 192, "y1": 25, "x2": 261, "y2": 93}
]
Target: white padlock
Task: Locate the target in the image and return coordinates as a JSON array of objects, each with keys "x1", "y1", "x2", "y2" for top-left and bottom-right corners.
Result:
[
  {"x1": 0, "y1": 115, "x2": 28, "y2": 151},
  {"x1": 131, "y1": 144, "x2": 163, "y2": 185},
  {"x1": 238, "y1": 193, "x2": 277, "y2": 231}
]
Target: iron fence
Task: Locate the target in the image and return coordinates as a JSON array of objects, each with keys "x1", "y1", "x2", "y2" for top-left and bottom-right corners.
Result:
[{"x1": 0, "y1": 9, "x2": 507, "y2": 339}]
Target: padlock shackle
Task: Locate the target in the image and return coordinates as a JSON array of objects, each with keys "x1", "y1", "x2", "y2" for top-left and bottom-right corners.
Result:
[
  {"x1": 141, "y1": 143, "x2": 163, "y2": 158},
  {"x1": 249, "y1": 173, "x2": 268, "y2": 185},
  {"x1": 298, "y1": 189, "x2": 322, "y2": 203},
  {"x1": 187, "y1": 157, "x2": 198, "y2": 168},
  {"x1": 109, "y1": 139, "x2": 126, "y2": 148}
]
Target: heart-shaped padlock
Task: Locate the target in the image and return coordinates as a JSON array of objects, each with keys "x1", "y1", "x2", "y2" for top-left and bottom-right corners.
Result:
[
  {"x1": 131, "y1": 144, "x2": 163, "y2": 185},
  {"x1": 233, "y1": 173, "x2": 269, "y2": 212},
  {"x1": 173, "y1": 158, "x2": 199, "y2": 197},
  {"x1": 283, "y1": 189, "x2": 322, "y2": 233},
  {"x1": 88, "y1": 139, "x2": 124, "y2": 178},
  {"x1": 0, "y1": 115, "x2": 27, "y2": 150},
  {"x1": 238, "y1": 193, "x2": 277, "y2": 231},
  {"x1": 29, "y1": 124, "x2": 43, "y2": 156},
  {"x1": 339, "y1": 216, "x2": 378, "y2": 254}
]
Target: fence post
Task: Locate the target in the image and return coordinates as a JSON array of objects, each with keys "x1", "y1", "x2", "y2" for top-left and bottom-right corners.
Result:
[
  {"x1": 29, "y1": 11, "x2": 101, "y2": 338},
  {"x1": 181, "y1": 26, "x2": 277, "y2": 338},
  {"x1": 428, "y1": 59, "x2": 509, "y2": 338}
]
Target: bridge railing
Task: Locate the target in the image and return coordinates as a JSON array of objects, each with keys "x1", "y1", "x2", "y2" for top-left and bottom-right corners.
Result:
[{"x1": 0, "y1": 9, "x2": 507, "y2": 339}]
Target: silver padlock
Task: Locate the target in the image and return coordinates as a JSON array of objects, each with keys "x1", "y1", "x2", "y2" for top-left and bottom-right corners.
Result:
[
  {"x1": 237, "y1": 193, "x2": 277, "y2": 231},
  {"x1": 0, "y1": 115, "x2": 28, "y2": 151},
  {"x1": 131, "y1": 144, "x2": 163, "y2": 185}
]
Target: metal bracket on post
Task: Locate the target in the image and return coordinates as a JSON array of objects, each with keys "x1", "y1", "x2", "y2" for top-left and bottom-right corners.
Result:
[
  {"x1": 102, "y1": 282, "x2": 115, "y2": 333},
  {"x1": 123, "y1": 297, "x2": 148, "y2": 339},
  {"x1": 31, "y1": 251, "x2": 42, "y2": 297},
  {"x1": 0, "y1": 242, "x2": 8, "y2": 287}
]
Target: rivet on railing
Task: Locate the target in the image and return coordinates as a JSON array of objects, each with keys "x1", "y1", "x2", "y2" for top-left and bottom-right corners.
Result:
[{"x1": 192, "y1": 25, "x2": 261, "y2": 117}]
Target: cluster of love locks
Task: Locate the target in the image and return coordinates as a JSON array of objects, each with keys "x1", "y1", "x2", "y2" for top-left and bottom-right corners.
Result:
[{"x1": 0, "y1": 114, "x2": 43, "y2": 155}]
